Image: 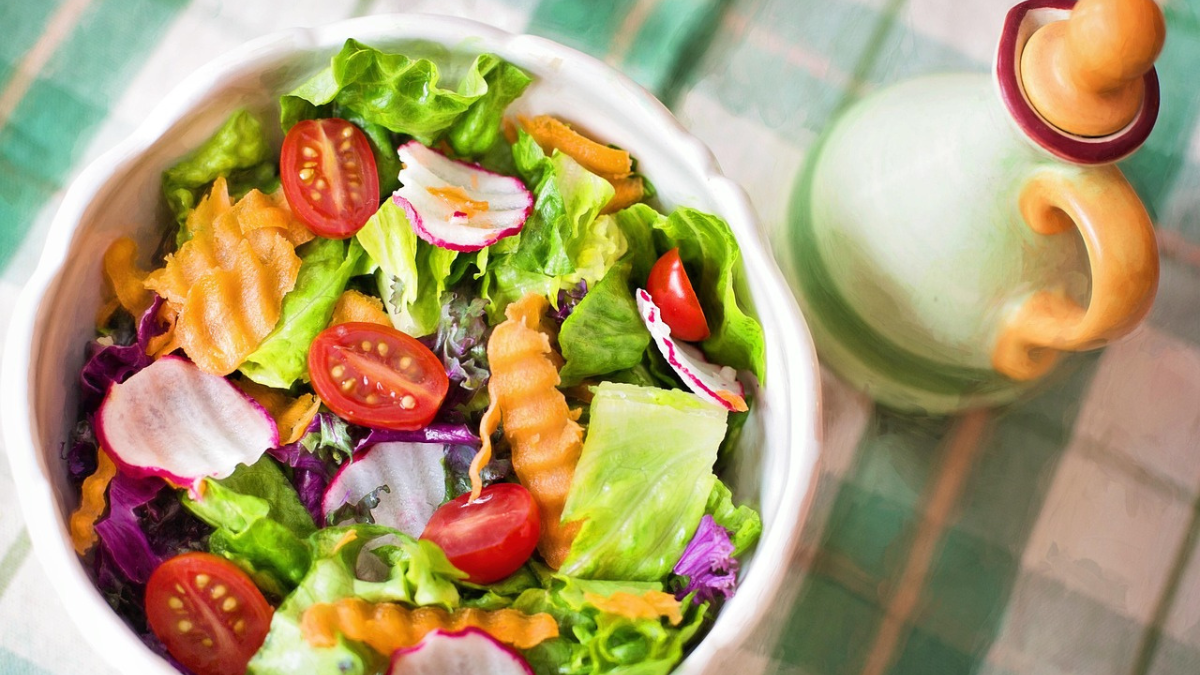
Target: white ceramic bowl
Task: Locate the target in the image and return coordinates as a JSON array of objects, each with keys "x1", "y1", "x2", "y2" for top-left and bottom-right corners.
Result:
[{"x1": 1, "y1": 14, "x2": 821, "y2": 675}]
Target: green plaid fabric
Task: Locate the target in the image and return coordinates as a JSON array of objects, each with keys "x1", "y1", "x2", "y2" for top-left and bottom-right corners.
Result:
[{"x1": 2, "y1": 0, "x2": 1199, "y2": 673}]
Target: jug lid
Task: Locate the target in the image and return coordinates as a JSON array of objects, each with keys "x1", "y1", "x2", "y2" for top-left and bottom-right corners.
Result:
[{"x1": 996, "y1": 0, "x2": 1161, "y2": 164}]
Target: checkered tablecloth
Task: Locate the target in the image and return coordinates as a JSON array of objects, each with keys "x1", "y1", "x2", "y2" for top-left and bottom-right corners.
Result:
[{"x1": 3, "y1": 0, "x2": 1200, "y2": 673}]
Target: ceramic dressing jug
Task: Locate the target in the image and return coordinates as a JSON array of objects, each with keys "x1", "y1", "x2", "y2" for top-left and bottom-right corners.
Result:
[{"x1": 784, "y1": 0, "x2": 1164, "y2": 413}]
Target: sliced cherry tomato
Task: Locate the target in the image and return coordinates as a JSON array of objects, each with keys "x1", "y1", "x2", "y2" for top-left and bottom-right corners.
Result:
[
  {"x1": 647, "y1": 248, "x2": 709, "y2": 341},
  {"x1": 308, "y1": 322, "x2": 449, "y2": 431},
  {"x1": 421, "y1": 483, "x2": 540, "y2": 584},
  {"x1": 145, "y1": 553, "x2": 273, "y2": 675},
  {"x1": 280, "y1": 118, "x2": 379, "y2": 239}
]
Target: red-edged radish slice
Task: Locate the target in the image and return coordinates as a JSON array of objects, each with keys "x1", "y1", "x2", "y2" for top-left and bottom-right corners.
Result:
[
  {"x1": 96, "y1": 356, "x2": 278, "y2": 488},
  {"x1": 322, "y1": 442, "x2": 446, "y2": 535},
  {"x1": 387, "y1": 628, "x2": 534, "y2": 675},
  {"x1": 636, "y1": 289, "x2": 748, "y2": 412},
  {"x1": 395, "y1": 141, "x2": 532, "y2": 252}
]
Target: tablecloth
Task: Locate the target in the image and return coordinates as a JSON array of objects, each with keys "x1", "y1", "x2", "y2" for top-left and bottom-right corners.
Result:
[{"x1": 2, "y1": 0, "x2": 1200, "y2": 673}]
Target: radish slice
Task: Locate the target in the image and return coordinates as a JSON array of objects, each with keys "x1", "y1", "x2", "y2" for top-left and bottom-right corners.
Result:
[
  {"x1": 388, "y1": 628, "x2": 533, "y2": 675},
  {"x1": 322, "y1": 441, "x2": 447, "y2": 535},
  {"x1": 395, "y1": 141, "x2": 532, "y2": 252},
  {"x1": 96, "y1": 356, "x2": 278, "y2": 488},
  {"x1": 636, "y1": 289, "x2": 748, "y2": 412}
]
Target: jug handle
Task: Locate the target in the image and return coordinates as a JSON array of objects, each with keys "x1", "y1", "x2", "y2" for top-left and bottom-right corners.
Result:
[{"x1": 992, "y1": 165, "x2": 1158, "y2": 381}]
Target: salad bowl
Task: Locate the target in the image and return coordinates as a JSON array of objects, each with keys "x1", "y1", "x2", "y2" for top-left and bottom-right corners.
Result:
[{"x1": 1, "y1": 13, "x2": 821, "y2": 675}]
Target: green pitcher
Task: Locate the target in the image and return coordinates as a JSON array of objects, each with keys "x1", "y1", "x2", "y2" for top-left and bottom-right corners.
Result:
[{"x1": 784, "y1": 0, "x2": 1164, "y2": 413}]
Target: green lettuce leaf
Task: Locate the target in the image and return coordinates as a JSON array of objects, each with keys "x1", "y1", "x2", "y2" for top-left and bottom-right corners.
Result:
[
  {"x1": 560, "y1": 383, "x2": 727, "y2": 581},
  {"x1": 611, "y1": 203, "x2": 661, "y2": 284},
  {"x1": 239, "y1": 238, "x2": 372, "y2": 389},
  {"x1": 356, "y1": 199, "x2": 459, "y2": 337},
  {"x1": 184, "y1": 459, "x2": 315, "y2": 597},
  {"x1": 482, "y1": 131, "x2": 622, "y2": 320},
  {"x1": 704, "y1": 480, "x2": 762, "y2": 557},
  {"x1": 280, "y1": 39, "x2": 513, "y2": 145},
  {"x1": 558, "y1": 262, "x2": 649, "y2": 386},
  {"x1": 446, "y1": 60, "x2": 532, "y2": 157},
  {"x1": 513, "y1": 576, "x2": 707, "y2": 675},
  {"x1": 162, "y1": 109, "x2": 277, "y2": 241},
  {"x1": 248, "y1": 526, "x2": 464, "y2": 675},
  {"x1": 652, "y1": 208, "x2": 766, "y2": 381}
]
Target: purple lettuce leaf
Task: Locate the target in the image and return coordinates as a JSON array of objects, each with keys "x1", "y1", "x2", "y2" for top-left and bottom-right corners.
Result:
[{"x1": 672, "y1": 514, "x2": 738, "y2": 605}]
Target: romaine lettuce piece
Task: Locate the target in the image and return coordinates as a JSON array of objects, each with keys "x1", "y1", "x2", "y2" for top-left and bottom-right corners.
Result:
[
  {"x1": 558, "y1": 262, "x2": 649, "y2": 386},
  {"x1": 162, "y1": 109, "x2": 277, "y2": 239},
  {"x1": 356, "y1": 198, "x2": 459, "y2": 337},
  {"x1": 239, "y1": 238, "x2": 372, "y2": 389},
  {"x1": 704, "y1": 479, "x2": 761, "y2": 557},
  {"x1": 560, "y1": 382, "x2": 727, "y2": 581}
]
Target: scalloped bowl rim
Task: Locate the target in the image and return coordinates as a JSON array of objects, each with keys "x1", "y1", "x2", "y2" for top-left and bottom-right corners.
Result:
[{"x1": 1, "y1": 14, "x2": 821, "y2": 675}]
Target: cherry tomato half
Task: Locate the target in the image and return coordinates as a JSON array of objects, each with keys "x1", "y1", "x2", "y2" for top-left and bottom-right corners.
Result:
[
  {"x1": 308, "y1": 322, "x2": 449, "y2": 431},
  {"x1": 421, "y1": 483, "x2": 541, "y2": 584},
  {"x1": 280, "y1": 118, "x2": 379, "y2": 239},
  {"x1": 647, "y1": 248, "x2": 709, "y2": 341},
  {"x1": 145, "y1": 553, "x2": 273, "y2": 675}
]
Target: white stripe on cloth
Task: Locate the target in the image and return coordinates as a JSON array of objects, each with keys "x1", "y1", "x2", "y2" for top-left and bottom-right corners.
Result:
[{"x1": 0, "y1": 0, "x2": 96, "y2": 131}]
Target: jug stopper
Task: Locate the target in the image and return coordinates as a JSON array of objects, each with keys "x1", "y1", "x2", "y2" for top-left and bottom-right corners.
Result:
[{"x1": 1020, "y1": 0, "x2": 1165, "y2": 138}]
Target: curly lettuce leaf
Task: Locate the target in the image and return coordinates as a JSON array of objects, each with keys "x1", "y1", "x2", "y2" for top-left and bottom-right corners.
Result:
[
  {"x1": 239, "y1": 238, "x2": 372, "y2": 388},
  {"x1": 704, "y1": 480, "x2": 761, "y2": 557},
  {"x1": 652, "y1": 208, "x2": 766, "y2": 381},
  {"x1": 280, "y1": 39, "x2": 514, "y2": 145},
  {"x1": 558, "y1": 262, "x2": 649, "y2": 386},
  {"x1": 513, "y1": 576, "x2": 707, "y2": 675},
  {"x1": 247, "y1": 526, "x2": 464, "y2": 675},
  {"x1": 446, "y1": 60, "x2": 532, "y2": 157},
  {"x1": 561, "y1": 383, "x2": 727, "y2": 581},
  {"x1": 163, "y1": 109, "x2": 277, "y2": 239},
  {"x1": 184, "y1": 459, "x2": 316, "y2": 596}
]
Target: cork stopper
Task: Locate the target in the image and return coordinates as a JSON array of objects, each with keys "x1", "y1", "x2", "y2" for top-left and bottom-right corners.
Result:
[{"x1": 1020, "y1": 0, "x2": 1165, "y2": 138}]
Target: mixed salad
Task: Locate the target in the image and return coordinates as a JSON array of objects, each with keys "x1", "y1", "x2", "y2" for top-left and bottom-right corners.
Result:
[{"x1": 66, "y1": 39, "x2": 766, "y2": 675}]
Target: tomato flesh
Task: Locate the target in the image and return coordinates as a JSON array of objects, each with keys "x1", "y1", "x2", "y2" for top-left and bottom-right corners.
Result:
[
  {"x1": 421, "y1": 483, "x2": 541, "y2": 584},
  {"x1": 647, "y1": 248, "x2": 709, "y2": 341},
  {"x1": 145, "y1": 553, "x2": 273, "y2": 675},
  {"x1": 281, "y1": 118, "x2": 379, "y2": 239},
  {"x1": 308, "y1": 322, "x2": 449, "y2": 431}
]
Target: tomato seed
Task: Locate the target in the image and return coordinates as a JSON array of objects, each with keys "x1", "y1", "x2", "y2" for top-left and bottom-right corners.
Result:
[
  {"x1": 168, "y1": 597, "x2": 183, "y2": 610},
  {"x1": 210, "y1": 585, "x2": 226, "y2": 599},
  {"x1": 345, "y1": 160, "x2": 357, "y2": 170},
  {"x1": 399, "y1": 356, "x2": 412, "y2": 369},
  {"x1": 365, "y1": 394, "x2": 380, "y2": 405},
  {"x1": 194, "y1": 574, "x2": 209, "y2": 588},
  {"x1": 222, "y1": 597, "x2": 238, "y2": 612},
  {"x1": 361, "y1": 341, "x2": 372, "y2": 351},
  {"x1": 401, "y1": 395, "x2": 416, "y2": 409},
  {"x1": 178, "y1": 620, "x2": 193, "y2": 633},
  {"x1": 302, "y1": 146, "x2": 318, "y2": 158},
  {"x1": 310, "y1": 191, "x2": 322, "y2": 201},
  {"x1": 234, "y1": 620, "x2": 245, "y2": 634},
  {"x1": 330, "y1": 365, "x2": 345, "y2": 379},
  {"x1": 340, "y1": 140, "x2": 352, "y2": 152},
  {"x1": 299, "y1": 168, "x2": 314, "y2": 183},
  {"x1": 341, "y1": 379, "x2": 355, "y2": 392},
  {"x1": 341, "y1": 126, "x2": 354, "y2": 139},
  {"x1": 315, "y1": 178, "x2": 328, "y2": 190},
  {"x1": 201, "y1": 638, "x2": 213, "y2": 648},
  {"x1": 377, "y1": 343, "x2": 389, "y2": 356}
]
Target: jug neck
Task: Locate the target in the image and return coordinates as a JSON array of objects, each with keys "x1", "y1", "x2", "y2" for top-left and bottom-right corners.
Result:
[{"x1": 995, "y1": 0, "x2": 1160, "y2": 165}]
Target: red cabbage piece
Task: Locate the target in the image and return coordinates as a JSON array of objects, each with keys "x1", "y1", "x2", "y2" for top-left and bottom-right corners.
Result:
[
  {"x1": 672, "y1": 515, "x2": 738, "y2": 604},
  {"x1": 79, "y1": 296, "x2": 167, "y2": 411},
  {"x1": 552, "y1": 279, "x2": 588, "y2": 323},
  {"x1": 93, "y1": 473, "x2": 169, "y2": 583}
]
